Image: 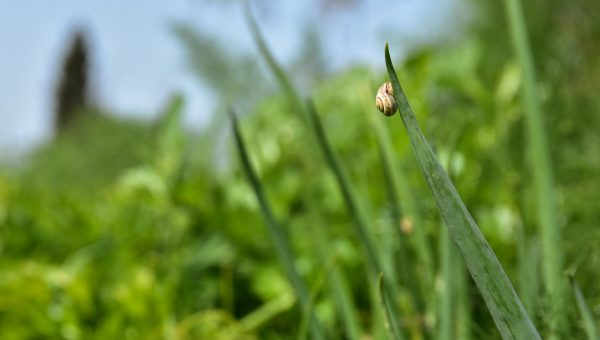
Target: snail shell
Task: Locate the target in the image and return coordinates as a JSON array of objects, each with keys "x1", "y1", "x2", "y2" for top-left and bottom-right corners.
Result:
[{"x1": 375, "y1": 82, "x2": 397, "y2": 116}]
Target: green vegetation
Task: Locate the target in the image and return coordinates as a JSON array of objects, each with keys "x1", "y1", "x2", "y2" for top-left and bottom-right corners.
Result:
[
  {"x1": 1, "y1": 0, "x2": 599, "y2": 339},
  {"x1": 385, "y1": 44, "x2": 539, "y2": 339}
]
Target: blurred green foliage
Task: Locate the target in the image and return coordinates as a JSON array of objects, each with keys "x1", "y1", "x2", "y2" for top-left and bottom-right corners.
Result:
[{"x1": 1, "y1": 0, "x2": 600, "y2": 338}]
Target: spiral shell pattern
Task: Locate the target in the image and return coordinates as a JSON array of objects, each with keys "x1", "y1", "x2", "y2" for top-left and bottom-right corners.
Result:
[{"x1": 375, "y1": 82, "x2": 397, "y2": 116}]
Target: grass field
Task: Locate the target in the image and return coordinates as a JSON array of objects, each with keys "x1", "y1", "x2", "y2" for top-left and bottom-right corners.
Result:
[{"x1": 1, "y1": 0, "x2": 599, "y2": 339}]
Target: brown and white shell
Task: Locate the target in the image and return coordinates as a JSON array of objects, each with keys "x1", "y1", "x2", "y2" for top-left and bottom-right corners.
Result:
[{"x1": 375, "y1": 82, "x2": 397, "y2": 117}]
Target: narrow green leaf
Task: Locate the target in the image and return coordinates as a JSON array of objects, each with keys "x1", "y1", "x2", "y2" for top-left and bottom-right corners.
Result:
[
  {"x1": 384, "y1": 44, "x2": 540, "y2": 340},
  {"x1": 305, "y1": 101, "x2": 379, "y2": 276},
  {"x1": 516, "y1": 223, "x2": 540, "y2": 317},
  {"x1": 306, "y1": 100, "x2": 404, "y2": 337},
  {"x1": 245, "y1": 2, "x2": 302, "y2": 110},
  {"x1": 245, "y1": 7, "x2": 365, "y2": 337},
  {"x1": 376, "y1": 140, "x2": 427, "y2": 320},
  {"x1": 436, "y1": 224, "x2": 453, "y2": 340},
  {"x1": 239, "y1": 292, "x2": 296, "y2": 332},
  {"x1": 455, "y1": 252, "x2": 472, "y2": 340},
  {"x1": 503, "y1": 0, "x2": 566, "y2": 336},
  {"x1": 297, "y1": 257, "x2": 336, "y2": 340},
  {"x1": 378, "y1": 273, "x2": 404, "y2": 340},
  {"x1": 366, "y1": 86, "x2": 434, "y2": 330},
  {"x1": 570, "y1": 276, "x2": 599, "y2": 340},
  {"x1": 311, "y1": 219, "x2": 363, "y2": 340},
  {"x1": 230, "y1": 110, "x2": 325, "y2": 340},
  {"x1": 327, "y1": 268, "x2": 363, "y2": 340}
]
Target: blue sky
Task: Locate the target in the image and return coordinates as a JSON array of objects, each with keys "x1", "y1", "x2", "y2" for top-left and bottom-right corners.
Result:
[{"x1": 0, "y1": 0, "x2": 467, "y2": 155}]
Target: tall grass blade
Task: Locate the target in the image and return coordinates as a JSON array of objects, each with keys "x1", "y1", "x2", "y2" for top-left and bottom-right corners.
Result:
[
  {"x1": 245, "y1": 2, "x2": 302, "y2": 110},
  {"x1": 239, "y1": 292, "x2": 296, "y2": 332},
  {"x1": 329, "y1": 269, "x2": 363, "y2": 340},
  {"x1": 246, "y1": 7, "x2": 368, "y2": 337},
  {"x1": 384, "y1": 44, "x2": 540, "y2": 340},
  {"x1": 376, "y1": 141, "x2": 427, "y2": 325},
  {"x1": 230, "y1": 110, "x2": 325, "y2": 340},
  {"x1": 306, "y1": 100, "x2": 404, "y2": 336},
  {"x1": 366, "y1": 86, "x2": 434, "y2": 320},
  {"x1": 570, "y1": 276, "x2": 599, "y2": 340},
  {"x1": 305, "y1": 101, "x2": 381, "y2": 278},
  {"x1": 436, "y1": 224, "x2": 453, "y2": 340},
  {"x1": 378, "y1": 273, "x2": 404, "y2": 340},
  {"x1": 311, "y1": 220, "x2": 363, "y2": 340},
  {"x1": 455, "y1": 254, "x2": 471, "y2": 340},
  {"x1": 516, "y1": 224, "x2": 540, "y2": 317},
  {"x1": 503, "y1": 0, "x2": 565, "y2": 335},
  {"x1": 297, "y1": 257, "x2": 337, "y2": 340}
]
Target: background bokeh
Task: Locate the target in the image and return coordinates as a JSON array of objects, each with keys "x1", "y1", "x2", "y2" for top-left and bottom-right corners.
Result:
[{"x1": 0, "y1": 0, "x2": 598, "y2": 339}]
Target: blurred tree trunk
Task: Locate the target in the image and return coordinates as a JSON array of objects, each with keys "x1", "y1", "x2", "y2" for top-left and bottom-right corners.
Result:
[{"x1": 54, "y1": 31, "x2": 90, "y2": 132}]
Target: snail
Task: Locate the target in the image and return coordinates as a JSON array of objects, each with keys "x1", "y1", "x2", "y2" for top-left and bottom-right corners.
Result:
[{"x1": 375, "y1": 82, "x2": 397, "y2": 116}]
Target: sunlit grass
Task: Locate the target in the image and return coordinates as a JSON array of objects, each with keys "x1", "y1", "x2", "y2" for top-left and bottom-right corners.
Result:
[{"x1": 385, "y1": 43, "x2": 540, "y2": 339}]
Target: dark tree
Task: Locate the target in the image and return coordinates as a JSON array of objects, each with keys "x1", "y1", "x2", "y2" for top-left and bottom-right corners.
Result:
[{"x1": 54, "y1": 31, "x2": 90, "y2": 131}]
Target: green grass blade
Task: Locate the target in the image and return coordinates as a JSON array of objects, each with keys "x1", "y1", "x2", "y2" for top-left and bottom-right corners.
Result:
[
  {"x1": 378, "y1": 273, "x2": 404, "y2": 340},
  {"x1": 246, "y1": 8, "x2": 365, "y2": 337},
  {"x1": 570, "y1": 276, "x2": 599, "y2": 340},
  {"x1": 306, "y1": 100, "x2": 405, "y2": 336},
  {"x1": 297, "y1": 257, "x2": 337, "y2": 340},
  {"x1": 370, "y1": 103, "x2": 434, "y2": 282},
  {"x1": 239, "y1": 292, "x2": 296, "y2": 332},
  {"x1": 436, "y1": 224, "x2": 453, "y2": 340},
  {"x1": 516, "y1": 224, "x2": 540, "y2": 317},
  {"x1": 245, "y1": 2, "x2": 302, "y2": 109},
  {"x1": 230, "y1": 110, "x2": 325, "y2": 340},
  {"x1": 384, "y1": 44, "x2": 540, "y2": 340},
  {"x1": 311, "y1": 219, "x2": 363, "y2": 340},
  {"x1": 365, "y1": 86, "x2": 434, "y2": 330},
  {"x1": 503, "y1": 0, "x2": 565, "y2": 336},
  {"x1": 376, "y1": 140, "x2": 427, "y2": 318},
  {"x1": 328, "y1": 268, "x2": 363, "y2": 340},
  {"x1": 305, "y1": 101, "x2": 382, "y2": 278},
  {"x1": 455, "y1": 254, "x2": 471, "y2": 340}
]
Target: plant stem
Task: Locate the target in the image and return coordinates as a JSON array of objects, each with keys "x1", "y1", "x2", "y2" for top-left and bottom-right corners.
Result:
[{"x1": 503, "y1": 0, "x2": 565, "y2": 336}]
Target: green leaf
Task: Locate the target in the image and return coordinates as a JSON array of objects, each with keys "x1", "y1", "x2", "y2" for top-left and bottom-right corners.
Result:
[
  {"x1": 306, "y1": 100, "x2": 404, "y2": 337},
  {"x1": 305, "y1": 100, "x2": 381, "y2": 278},
  {"x1": 384, "y1": 44, "x2": 540, "y2": 340},
  {"x1": 245, "y1": 2, "x2": 301, "y2": 110},
  {"x1": 378, "y1": 273, "x2": 403, "y2": 340},
  {"x1": 503, "y1": 0, "x2": 566, "y2": 336},
  {"x1": 230, "y1": 110, "x2": 326, "y2": 340},
  {"x1": 570, "y1": 276, "x2": 599, "y2": 340},
  {"x1": 436, "y1": 224, "x2": 454, "y2": 340}
]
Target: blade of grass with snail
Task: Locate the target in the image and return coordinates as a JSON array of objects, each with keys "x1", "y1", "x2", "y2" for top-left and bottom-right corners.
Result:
[
  {"x1": 504, "y1": 0, "x2": 565, "y2": 336},
  {"x1": 230, "y1": 110, "x2": 326, "y2": 340},
  {"x1": 569, "y1": 276, "x2": 599, "y2": 340},
  {"x1": 366, "y1": 84, "x2": 434, "y2": 339},
  {"x1": 384, "y1": 44, "x2": 540, "y2": 340},
  {"x1": 366, "y1": 82, "x2": 433, "y2": 295}
]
